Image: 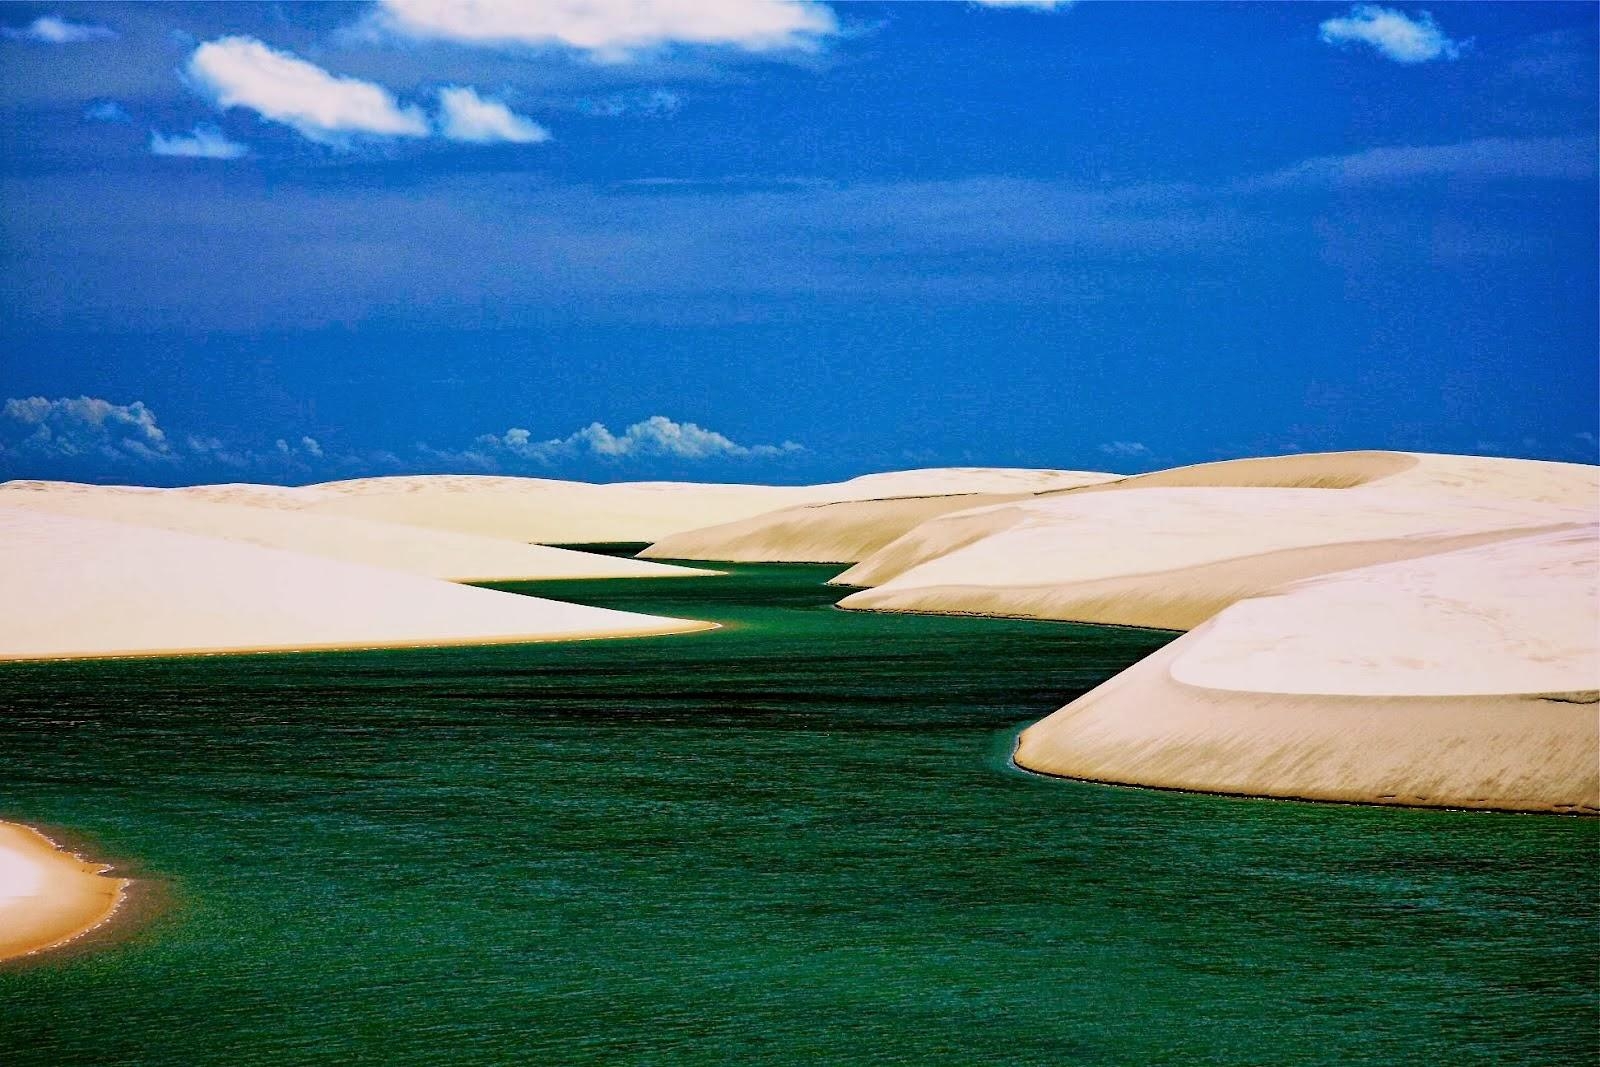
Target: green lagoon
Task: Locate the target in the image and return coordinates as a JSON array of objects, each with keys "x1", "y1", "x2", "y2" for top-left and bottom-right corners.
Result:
[{"x1": 1, "y1": 559, "x2": 1595, "y2": 1064}]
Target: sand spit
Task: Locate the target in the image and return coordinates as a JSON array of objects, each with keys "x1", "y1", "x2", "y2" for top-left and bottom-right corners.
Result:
[
  {"x1": 0, "y1": 481, "x2": 712, "y2": 582},
  {"x1": 287, "y1": 468, "x2": 1116, "y2": 545},
  {"x1": 1012, "y1": 527, "x2": 1600, "y2": 813},
  {"x1": 0, "y1": 822, "x2": 128, "y2": 962},
  {"x1": 0, "y1": 507, "x2": 711, "y2": 662},
  {"x1": 836, "y1": 486, "x2": 1592, "y2": 629}
]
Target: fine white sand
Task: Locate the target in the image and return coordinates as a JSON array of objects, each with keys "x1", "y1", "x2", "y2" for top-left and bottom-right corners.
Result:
[
  {"x1": 0, "y1": 506, "x2": 712, "y2": 662},
  {"x1": 0, "y1": 481, "x2": 712, "y2": 582},
  {"x1": 284, "y1": 468, "x2": 1117, "y2": 545},
  {"x1": 1056, "y1": 449, "x2": 1598, "y2": 504},
  {"x1": 836, "y1": 485, "x2": 1592, "y2": 629},
  {"x1": 640, "y1": 470, "x2": 1116, "y2": 564},
  {"x1": 1012, "y1": 527, "x2": 1600, "y2": 813},
  {"x1": 0, "y1": 822, "x2": 128, "y2": 961},
  {"x1": 835, "y1": 451, "x2": 1599, "y2": 593}
]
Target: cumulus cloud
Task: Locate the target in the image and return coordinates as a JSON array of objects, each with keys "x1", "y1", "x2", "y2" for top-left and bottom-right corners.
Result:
[
  {"x1": 150, "y1": 125, "x2": 249, "y2": 160},
  {"x1": 1318, "y1": 6, "x2": 1463, "y2": 64},
  {"x1": 186, "y1": 36, "x2": 429, "y2": 145},
  {"x1": 1098, "y1": 441, "x2": 1151, "y2": 459},
  {"x1": 474, "y1": 415, "x2": 803, "y2": 464},
  {"x1": 365, "y1": 0, "x2": 837, "y2": 60},
  {"x1": 2, "y1": 396, "x2": 174, "y2": 463},
  {"x1": 2, "y1": 15, "x2": 116, "y2": 43},
  {"x1": 436, "y1": 86, "x2": 550, "y2": 144}
]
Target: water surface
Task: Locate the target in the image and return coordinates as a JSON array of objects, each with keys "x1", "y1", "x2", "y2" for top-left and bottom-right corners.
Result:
[{"x1": 1, "y1": 561, "x2": 1594, "y2": 1064}]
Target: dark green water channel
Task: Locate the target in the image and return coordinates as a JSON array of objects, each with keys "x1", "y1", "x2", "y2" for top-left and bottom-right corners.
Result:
[{"x1": 1, "y1": 560, "x2": 1595, "y2": 1064}]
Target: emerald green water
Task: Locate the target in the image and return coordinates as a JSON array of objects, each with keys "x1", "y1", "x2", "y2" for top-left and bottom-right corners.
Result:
[{"x1": 1, "y1": 561, "x2": 1595, "y2": 1064}]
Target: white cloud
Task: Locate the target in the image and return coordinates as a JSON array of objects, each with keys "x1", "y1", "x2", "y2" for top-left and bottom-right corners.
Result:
[
  {"x1": 1318, "y1": 6, "x2": 1462, "y2": 64},
  {"x1": 186, "y1": 36, "x2": 429, "y2": 145},
  {"x1": 475, "y1": 415, "x2": 803, "y2": 464},
  {"x1": 2, "y1": 396, "x2": 174, "y2": 463},
  {"x1": 150, "y1": 125, "x2": 249, "y2": 160},
  {"x1": 2, "y1": 15, "x2": 117, "y2": 43},
  {"x1": 366, "y1": 0, "x2": 837, "y2": 60},
  {"x1": 436, "y1": 86, "x2": 550, "y2": 144},
  {"x1": 1098, "y1": 441, "x2": 1151, "y2": 459}
]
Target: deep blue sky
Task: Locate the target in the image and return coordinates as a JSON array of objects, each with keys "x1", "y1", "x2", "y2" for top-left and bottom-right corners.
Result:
[{"x1": 1, "y1": 1, "x2": 1595, "y2": 484}]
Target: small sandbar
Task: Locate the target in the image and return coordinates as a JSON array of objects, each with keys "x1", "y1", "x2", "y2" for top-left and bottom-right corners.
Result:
[{"x1": 0, "y1": 821, "x2": 129, "y2": 962}]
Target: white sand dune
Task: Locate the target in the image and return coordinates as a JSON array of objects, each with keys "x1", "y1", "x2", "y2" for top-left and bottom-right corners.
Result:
[
  {"x1": 1012, "y1": 527, "x2": 1600, "y2": 813},
  {"x1": 288, "y1": 468, "x2": 1115, "y2": 545},
  {"x1": 642, "y1": 472, "x2": 1117, "y2": 564},
  {"x1": 0, "y1": 507, "x2": 711, "y2": 662},
  {"x1": 0, "y1": 481, "x2": 712, "y2": 582},
  {"x1": 0, "y1": 821, "x2": 127, "y2": 962},
  {"x1": 835, "y1": 451, "x2": 1599, "y2": 591},
  {"x1": 836, "y1": 486, "x2": 1592, "y2": 629},
  {"x1": 1055, "y1": 449, "x2": 1598, "y2": 503}
]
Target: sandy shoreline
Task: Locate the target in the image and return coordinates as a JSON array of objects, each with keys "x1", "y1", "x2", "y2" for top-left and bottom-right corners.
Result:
[{"x1": 0, "y1": 822, "x2": 130, "y2": 962}]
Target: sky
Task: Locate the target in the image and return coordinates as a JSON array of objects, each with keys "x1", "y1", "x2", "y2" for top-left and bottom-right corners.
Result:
[{"x1": 0, "y1": 0, "x2": 1595, "y2": 485}]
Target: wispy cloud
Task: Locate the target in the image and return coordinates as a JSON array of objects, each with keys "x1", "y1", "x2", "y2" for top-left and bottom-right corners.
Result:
[
  {"x1": 186, "y1": 36, "x2": 429, "y2": 145},
  {"x1": 149, "y1": 125, "x2": 249, "y2": 160},
  {"x1": 362, "y1": 0, "x2": 837, "y2": 61},
  {"x1": 2, "y1": 15, "x2": 116, "y2": 44},
  {"x1": 83, "y1": 100, "x2": 131, "y2": 124},
  {"x1": 1098, "y1": 441, "x2": 1151, "y2": 459},
  {"x1": 1318, "y1": 5, "x2": 1463, "y2": 64},
  {"x1": 969, "y1": 1, "x2": 1075, "y2": 10},
  {"x1": 436, "y1": 86, "x2": 550, "y2": 144},
  {"x1": 1241, "y1": 135, "x2": 1597, "y2": 190}
]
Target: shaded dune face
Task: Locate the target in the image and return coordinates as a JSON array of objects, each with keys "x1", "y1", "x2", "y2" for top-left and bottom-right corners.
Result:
[
  {"x1": 1012, "y1": 526, "x2": 1600, "y2": 814},
  {"x1": 641, "y1": 493, "x2": 1030, "y2": 564}
]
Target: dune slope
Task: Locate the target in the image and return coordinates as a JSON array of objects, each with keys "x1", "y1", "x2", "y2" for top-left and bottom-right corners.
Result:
[
  {"x1": 1012, "y1": 527, "x2": 1600, "y2": 813},
  {"x1": 837, "y1": 486, "x2": 1592, "y2": 629},
  {"x1": 0, "y1": 481, "x2": 710, "y2": 581},
  {"x1": 0, "y1": 507, "x2": 710, "y2": 662},
  {"x1": 292, "y1": 468, "x2": 1116, "y2": 545}
]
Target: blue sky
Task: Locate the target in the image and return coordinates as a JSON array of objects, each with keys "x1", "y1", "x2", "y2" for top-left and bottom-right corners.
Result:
[{"x1": 1, "y1": 1, "x2": 1595, "y2": 485}]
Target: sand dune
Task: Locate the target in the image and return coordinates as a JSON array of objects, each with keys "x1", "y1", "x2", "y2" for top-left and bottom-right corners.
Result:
[
  {"x1": 1053, "y1": 450, "x2": 1598, "y2": 503},
  {"x1": 836, "y1": 486, "x2": 1592, "y2": 629},
  {"x1": 0, "y1": 507, "x2": 711, "y2": 662},
  {"x1": 835, "y1": 452, "x2": 1599, "y2": 592},
  {"x1": 289, "y1": 468, "x2": 1115, "y2": 545},
  {"x1": 0, "y1": 481, "x2": 712, "y2": 582},
  {"x1": 0, "y1": 822, "x2": 127, "y2": 962},
  {"x1": 1012, "y1": 527, "x2": 1600, "y2": 813}
]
